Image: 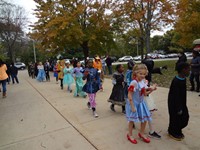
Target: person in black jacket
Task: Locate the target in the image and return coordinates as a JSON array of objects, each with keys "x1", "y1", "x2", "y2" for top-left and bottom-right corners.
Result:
[
  {"x1": 168, "y1": 62, "x2": 190, "y2": 141},
  {"x1": 142, "y1": 55, "x2": 154, "y2": 86},
  {"x1": 10, "y1": 63, "x2": 19, "y2": 84},
  {"x1": 105, "y1": 55, "x2": 113, "y2": 75},
  {"x1": 175, "y1": 52, "x2": 187, "y2": 71}
]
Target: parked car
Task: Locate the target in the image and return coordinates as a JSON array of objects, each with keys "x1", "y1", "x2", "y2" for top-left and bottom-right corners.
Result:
[
  {"x1": 133, "y1": 55, "x2": 141, "y2": 61},
  {"x1": 157, "y1": 54, "x2": 167, "y2": 59},
  {"x1": 184, "y1": 52, "x2": 193, "y2": 57},
  {"x1": 167, "y1": 53, "x2": 179, "y2": 58},
  {"x1": 118, "y1": 56, "x2": 133, "y2": 62},
  {"x1": 14, "y1": 62, "x2": 26, "y2": 70}
]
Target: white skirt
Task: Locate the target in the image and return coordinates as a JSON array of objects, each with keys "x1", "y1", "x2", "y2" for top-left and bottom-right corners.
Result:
[{"x1": 144, "y1": 95, "x2": 157, "y2": 111}]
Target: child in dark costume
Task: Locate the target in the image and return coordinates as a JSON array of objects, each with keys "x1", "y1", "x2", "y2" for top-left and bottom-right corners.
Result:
[
  {"x1": 108, "y1": 64, "x2": 126, "y2": 113},
  {"x1": 168, "y1": 62, "x2": 190, "y2": 141}
]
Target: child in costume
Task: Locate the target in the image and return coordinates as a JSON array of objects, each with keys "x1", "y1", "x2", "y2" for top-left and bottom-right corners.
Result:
[
  {"x1": 168, "y1": 62, "x2": 190, "y2": 141},
  {"x1": 57, "y1": 60, "x2": 65, "y2": 89},
  {"x1": 83, "y1": 59, "x2": 100, "y2": 118},
  {"x1": 73, "y1": 61, "x2": 87, "y2": 97},
  {"x1": 108, "y1": 64, "x2": 126, "y2": 113},
  {"x1": 36, "y1": 62, "x2": 46, "y2": 82},
  {"x1": 126, "y1": 64, "x2": 157, "y2": 144},
  {"x1": 63, "y1": 61, "x2": 74, "y2": 93}
]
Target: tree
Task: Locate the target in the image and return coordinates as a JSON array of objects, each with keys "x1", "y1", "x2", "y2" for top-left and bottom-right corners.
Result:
[
  {"x1": 0, "y1": 0, "x2": 28, "y2": 62},
  {"x1": 31, "y1": 0, "x2": 115, "y2": 61},
  {"x1": 174, "y1": 0, "x2": 200, "y2": 48},
  {"x1": 113, "y1": 0, "x2": 176, "y2": 57}
]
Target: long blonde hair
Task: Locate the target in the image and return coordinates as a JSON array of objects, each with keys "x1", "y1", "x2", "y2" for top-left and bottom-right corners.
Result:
[{"x1": 132, "y1": 64, "x2": 148, "y2": 79}]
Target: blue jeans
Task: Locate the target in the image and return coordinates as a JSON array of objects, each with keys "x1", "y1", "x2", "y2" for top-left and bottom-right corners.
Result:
[{"x1": 0, "y1": 79, "x2": 7, "y2": 93}]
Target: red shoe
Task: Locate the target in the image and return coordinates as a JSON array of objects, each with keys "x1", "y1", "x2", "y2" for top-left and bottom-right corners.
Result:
[
  {"x1": 127, "y1": 134, "x2": 137, "y2": 144},
  {"x1": 138, "y1": 133, "x2": 150, "y2": 143}
]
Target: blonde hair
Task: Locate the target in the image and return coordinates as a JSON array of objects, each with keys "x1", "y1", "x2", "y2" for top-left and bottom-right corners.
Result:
[{"x1": 132, "y1": 64, "x2": 148, "y2": 78}]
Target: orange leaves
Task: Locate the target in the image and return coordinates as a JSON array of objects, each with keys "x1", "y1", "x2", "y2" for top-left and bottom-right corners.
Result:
[{"x1": 174, "y1": 0, "x2": 200, "y2": 48}]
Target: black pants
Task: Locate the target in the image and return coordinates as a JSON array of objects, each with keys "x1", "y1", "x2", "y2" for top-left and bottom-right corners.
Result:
[
  {"x1": 60, "y1": 79, "x2": 63, "y2": 89},
  {"x1": 190, "y1": 72, "x2": 199, "y2": 91},
  {"x1": 46, "y1": 72, "x2": 50, "y2": 81},
  {"x1": 168, "y1": 110, "x2": 189, "y2": 136},
  {"x1": 11, "y1": 74, "x2": 19, "y2": 84}
]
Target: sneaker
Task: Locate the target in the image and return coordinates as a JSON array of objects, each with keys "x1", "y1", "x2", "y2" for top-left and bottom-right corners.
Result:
[
  {"x1": 93, "y1": 111, "x2": 98, "y2": 118},
  {"x1": 148, "y1": 131, "x2": 161, "y2": 139}
]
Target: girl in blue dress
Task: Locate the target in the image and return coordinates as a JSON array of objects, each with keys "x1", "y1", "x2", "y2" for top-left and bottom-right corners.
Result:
[
  {"x1": 73, "y1": 61, "x2": 87, "y2": 97},
  {"x1": 36, "y1": 62, "x2": 46, "y2": 82},
  {"x1": 63, "y1": 61, "x2": 74, "y2": 93},
  {"x1": 126, "y1": 64, "x2": 156, "y2": 144}
]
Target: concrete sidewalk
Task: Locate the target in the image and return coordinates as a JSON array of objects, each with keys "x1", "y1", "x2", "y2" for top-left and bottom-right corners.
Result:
[{"x1": 0, "y1": 70, "x2": 199, "y2": 150}]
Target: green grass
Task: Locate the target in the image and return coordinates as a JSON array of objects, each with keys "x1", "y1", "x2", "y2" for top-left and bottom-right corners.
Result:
[
  {"x1": 152, "y1": 60, "x2": 177, "y2": 88},
  {"x1": 152, "y1": 60, "x2": 191, "y2": 90}
]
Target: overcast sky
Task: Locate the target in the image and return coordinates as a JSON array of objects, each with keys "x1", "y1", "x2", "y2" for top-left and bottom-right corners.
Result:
[
  {"x1": 11, "y1": 0, "x2": 165, "y2": 36},
  {"x1": 12, "y1": 0, "x2": 37, "y2": 24}
]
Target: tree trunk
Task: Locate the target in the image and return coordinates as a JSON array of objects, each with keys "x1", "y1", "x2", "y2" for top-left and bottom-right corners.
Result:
[
  {"x1": 81, "y1": 41, "x2": 89, "y2": 67},
  {"x1": 140, "y1": 36, "x2": 144, "y2": 61},
  {"x1": 146, "y1": 1, "x2": 152, "y2": 54}
]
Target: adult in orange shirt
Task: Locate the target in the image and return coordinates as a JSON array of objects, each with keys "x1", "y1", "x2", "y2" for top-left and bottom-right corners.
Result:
[
  {"x1": 93, "y1": 55, "x2": 103, "y2": 90},
  {"x1": 93, "y1": 55, "x2": 102, "y2": 71},
  {"x1": 0, "y1": 59, "x2": 8, "y2": 98}
]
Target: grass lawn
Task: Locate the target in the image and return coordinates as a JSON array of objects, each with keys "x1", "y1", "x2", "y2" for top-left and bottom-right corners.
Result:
[
  {"x1": 152, "y1": 60, "x2": 191, "y2": 90},
  {"x1": 106, "y1": 59, "x2": 191, "y2": 90}
]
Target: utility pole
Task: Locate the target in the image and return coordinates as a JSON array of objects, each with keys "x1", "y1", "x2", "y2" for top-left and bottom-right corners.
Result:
[{"x1": 33, "y1": 40, "x2": 36, "y2": 63}]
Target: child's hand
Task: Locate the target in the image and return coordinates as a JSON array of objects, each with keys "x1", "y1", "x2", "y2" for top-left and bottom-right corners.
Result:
[
  {"x1": 131, "y1": 105, "x2": 136, "y2": 112},
  {"x1": 152, "y1": 84, "x2": 157, "y2": 91},
  {"x1": 84, "y1": 71, "x2": 89, "y2": 76}
]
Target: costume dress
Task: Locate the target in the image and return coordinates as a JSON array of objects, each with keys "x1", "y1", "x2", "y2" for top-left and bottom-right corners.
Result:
[
  {"x1": 168, "y1": 76, "x2": 189, "y2": 136},
  {"x1": 124, "y1": 69, "x2": 132, "y2": 99},
  {"x1": 82, "y1": 67, "x2": 100, "y2": 108},
  {"x1": 36, "y1": 65, "x2": 46, "y2": 82},
  {"x1": 108, "y1": 72, "x2": 125, "y2": 106},
  {"x1": 63, "y1": 67, "x2": 74, "y2": 90},
  {"x1": 73, "y1": 67, "x2": 86, "y2": 97},
  {"x1": 126, "y1": 79, "x2": 152, "y2": 122}
]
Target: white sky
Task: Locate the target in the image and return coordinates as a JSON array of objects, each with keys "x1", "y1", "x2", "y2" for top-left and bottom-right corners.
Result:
[
  {"x1": 12, "y1": 0, "x2": 166, "y2": 36},
  {"x1": 11, "y1": 0, "x2": 37, "y2": 28}
]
